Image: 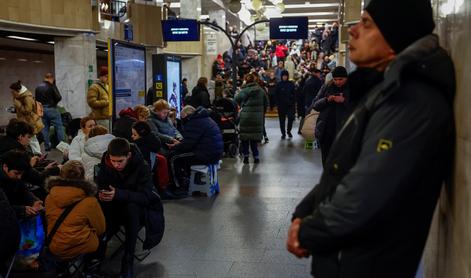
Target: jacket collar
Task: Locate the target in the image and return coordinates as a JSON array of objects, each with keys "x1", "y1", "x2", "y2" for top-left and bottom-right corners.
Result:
[{"x1": 46, "y1": 177, "x2": 97, "y2": 196}]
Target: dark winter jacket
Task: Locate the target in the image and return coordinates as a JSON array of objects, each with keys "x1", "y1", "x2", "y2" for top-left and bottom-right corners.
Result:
[
  {"x1": 293, "y1": 35, "x2": 455, "y2": 278},
  {"x1": 112, "y1": 109, "x2": 137, "y2": 141},
  {"x1": 96, "y1": 145, "x2": 164, "y2": 249},
  {"x1": 0, "y1": 188, "x2": 20, "y2": 265},
  {"x1": 274, "y1": 78, "x2": 296, "y2": 112},
  {"x1": 35, "y1": 81, "x2": 62, "y2": 107},
  {"x1": 173, "y1": 107, "x2": 223, "y2": 164},
  {"x1": 303, "y1": 75, "x2": 324, "y2": 110},
  {"x1": 149, "y1": 111, "x2": 183, "y2": 144},
  {"x1": 190, "y1": 85, "x2": 211, "y2": 109},
  {"x1": 312, "y1": 81, "x2": 349, "y2": 144},
  {"x1": 235, "y1": 82, "x2": 268, "y2": 141},
  {"x1": 133, "y1": 132, "x2": 162, "y2": 166},
  {"x1": 0, "y1": 164, "x2": 37, "y2": 219}
]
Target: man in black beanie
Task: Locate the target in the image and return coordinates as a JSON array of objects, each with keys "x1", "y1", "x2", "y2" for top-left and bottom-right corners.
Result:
[
  {"x1": 311, "y1": 66, "x2": 349, "y2": 166},
  {"x1": 288, "y1": 0, "x2": 455, "y2": 277}
]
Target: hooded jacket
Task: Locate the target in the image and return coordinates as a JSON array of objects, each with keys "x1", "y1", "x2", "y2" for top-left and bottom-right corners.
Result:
[
  {"x1": 45, "y1": 177, "x2": 105, "y2": 260},
  {"x1": 293, "y1": 35, "x2": 455, "y2": 278},
  {"x1": 82, "y1": 134, "x2": 115, "y2": 181},
  {"x1": 95, "y1": 145, "x2": 164, "y2": 249},
  {"x1": 13, "y1": 88, "x2": 44, "y2": 135},
  {"x1": 274, "y1": 71, "x2": 296, "y2": 111},
  {"x1": 174, "y1": 107, "x2": 223, "y2": 164},
  {"x1": 235, "y1": 82, "x2": 269, "y2": 141}
]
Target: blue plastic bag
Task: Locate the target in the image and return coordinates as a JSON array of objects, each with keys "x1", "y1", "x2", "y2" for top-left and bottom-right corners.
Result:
[{"x1": 15, "y1": 216, "x2": 45, "y2": 270}]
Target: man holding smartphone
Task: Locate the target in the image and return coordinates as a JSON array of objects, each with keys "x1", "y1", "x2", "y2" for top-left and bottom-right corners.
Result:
[
  {"x1": 0, "y1": 150, "x2": 43, "y2": 219},
  {"x1": 95, "y1": 138, "x2": 164, "y2": 278}
]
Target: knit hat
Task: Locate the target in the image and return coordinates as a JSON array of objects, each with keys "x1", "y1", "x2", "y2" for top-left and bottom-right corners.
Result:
[
  {"x1": 9, "y1": 80, "x2": 22, "y2": 91},
  {"x1": 281, "y1": 70, "x2": 289, "y2": 78},
  {"x1": 99, "y1": 66, "x2": 108, "y2": 77},
  {"x1": 60, "y1": 160, "x2": 85, "y2": 180},
  {"x1": 365, "y1": 0, "x2": 435, "y2": 54},
  {"x1": 332, "y1": 66, "x2": 348, "y2": 78}
]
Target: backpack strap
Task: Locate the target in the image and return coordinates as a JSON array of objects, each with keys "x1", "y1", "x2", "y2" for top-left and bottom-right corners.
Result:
[{"x1": 44, "y1": 200, "x2": 81, "y2": 247}]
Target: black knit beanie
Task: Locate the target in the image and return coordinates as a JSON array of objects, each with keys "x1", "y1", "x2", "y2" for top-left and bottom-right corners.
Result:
[
  {"x1": 332, "y1": 66, "x2": 348, "y2": 78},
  {"x1": 365, "y1": 0, "x2": 435, "y2": 54}
]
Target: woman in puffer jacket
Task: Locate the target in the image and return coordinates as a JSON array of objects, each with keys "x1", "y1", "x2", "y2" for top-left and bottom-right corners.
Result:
[
  {"x1": 68, "y1": 116, "x2": 96, "y2": 161},
  {"x1": 81, "y1": 126, "x2": 115, "y2": 180}
]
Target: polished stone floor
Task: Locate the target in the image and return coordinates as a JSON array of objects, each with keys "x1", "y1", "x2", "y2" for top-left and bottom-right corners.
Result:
[{"x1": 122, "y1": 118, "x2": 323, "y2": 278}]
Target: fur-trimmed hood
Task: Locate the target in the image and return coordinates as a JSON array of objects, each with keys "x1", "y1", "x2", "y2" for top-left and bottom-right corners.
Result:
[{"x1": 47, "y1": 177, "x2": 97, "y2": 208}]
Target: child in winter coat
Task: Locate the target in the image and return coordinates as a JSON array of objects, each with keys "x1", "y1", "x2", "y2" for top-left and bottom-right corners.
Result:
[{"x1": 45, "y1": 160, "x2": 105, "y2": 261}]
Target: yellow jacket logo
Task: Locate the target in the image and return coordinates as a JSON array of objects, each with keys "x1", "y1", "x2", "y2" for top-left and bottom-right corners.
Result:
[{"x1": 377, "y1": 139, "x2": 393, "y2": 153}]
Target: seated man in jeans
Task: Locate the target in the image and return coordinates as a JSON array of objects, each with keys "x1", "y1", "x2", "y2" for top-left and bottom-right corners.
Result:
[
  {"x1": 95, "y1": 138, "x2": 164, "y2": 278},
  {"x1": 167, "y1": 106, "x2": 224, "y2": 189}
]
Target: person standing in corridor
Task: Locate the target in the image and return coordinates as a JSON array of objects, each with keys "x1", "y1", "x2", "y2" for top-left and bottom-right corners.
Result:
[
  {"x1": 35, "y1": 73, "x2": 65, "y2": 151},
  {"x1": 275, "y1": 70, "x2": 296, "y2": 139},
  {"x1": 87, "y1": 67, "x2": 112, "y2": 131},
  {"x1": 288, "y1": 0, "x2": 455, "y2": 277}
]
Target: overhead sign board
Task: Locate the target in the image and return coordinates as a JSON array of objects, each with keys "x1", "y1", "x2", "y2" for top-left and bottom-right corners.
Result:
[
  {"x1": 162, "y1": 19, "x2": 200, "y2": 41},
  {"x1": 269, "y1": 17, "x2": 309, "y2": 39}
]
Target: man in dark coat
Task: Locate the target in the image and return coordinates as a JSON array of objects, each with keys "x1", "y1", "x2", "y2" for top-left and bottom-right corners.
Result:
[
  {"x1": 303, "y1": 68, "x2": 323, "y2": 114},
  {"x1": 96, "y1": 138, "x2": 164, "y2": 278},
  {"x1": 275, "y1": 70, "x2": 296, "y2": 139},
  {"x1": 167, "y1": 106, "x2": 223, "y2": 187},
  {"x1": 287, "y1": 1, "x2": 455, "y2": 278},
  {"x1": 35, "y1": 73, "x2": 65, "y2": 150},
  {"x1": 312, "y1": 66, "x2": 349, "y2": 165},
  {"x1": 190, "y1": 77, "x2": 211, "y2": 109}
]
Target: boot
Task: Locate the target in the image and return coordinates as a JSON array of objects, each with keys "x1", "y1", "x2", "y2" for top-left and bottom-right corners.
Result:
[{"x1": 120, "y1": 253, "x2": 134, "y2": 278}]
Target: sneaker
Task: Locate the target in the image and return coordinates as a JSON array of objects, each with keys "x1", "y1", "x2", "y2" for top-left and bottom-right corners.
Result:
[
  {"x1": 264, "y1": 137, "x2": 269, "y2": 144},
  {"x1": 254, "y1": 158, "x2": 260, "y2": 164},
  {"x1": 243, "y1": 157, "x2": 249, "y2": 164},
  {"x1": 281, "y1": 134, "x2": 286, "y2": 140},
  {"x1": 287, "y1": 132, "x2": 293, "y2": 138}
]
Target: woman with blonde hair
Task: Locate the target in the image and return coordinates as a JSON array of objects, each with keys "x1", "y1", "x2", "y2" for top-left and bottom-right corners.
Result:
[
  {"x1": 82, "y1": 125, "x2": 115, "y2": 180},
  {"x1": 149, "y1": 100, "x2": 182, "y2": 151}
]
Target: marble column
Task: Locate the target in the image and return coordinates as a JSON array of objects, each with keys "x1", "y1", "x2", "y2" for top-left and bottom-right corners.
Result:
[
  {"x1": 180, "y1": 0, "x2": 202, "y2": 87},
  {"x1": 54, "y1": 33, "x2": 97, "y2": 118},
  {"x1": 203, "y1": 9, "x2": 231, "y2": 79}
]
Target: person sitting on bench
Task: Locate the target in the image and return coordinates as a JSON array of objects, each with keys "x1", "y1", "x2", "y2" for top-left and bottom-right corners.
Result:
[{"x1": 95, "y1": 138, "x2": 164, "y2": 278}]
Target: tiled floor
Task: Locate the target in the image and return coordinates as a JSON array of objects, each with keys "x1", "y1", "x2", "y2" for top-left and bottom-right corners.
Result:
[{"x1": 118, "y1": 118, "x2": 322, "y2": 278}]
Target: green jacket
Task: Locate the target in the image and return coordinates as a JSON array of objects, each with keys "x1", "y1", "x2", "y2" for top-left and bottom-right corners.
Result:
[{"x1": 235, "y1": 83, "x2": 268, "y2": 141}]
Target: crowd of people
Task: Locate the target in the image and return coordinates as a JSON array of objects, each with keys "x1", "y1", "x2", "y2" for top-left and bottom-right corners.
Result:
[{"x1": 0, "y1": 23, "x2": 346, "y2": 278}]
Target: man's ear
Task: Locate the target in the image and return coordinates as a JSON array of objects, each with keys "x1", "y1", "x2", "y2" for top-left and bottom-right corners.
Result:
[
  {"x1": 3, "y1": 164, "x2": 9, "y2": 173},
  {"x1": 127, "y1": 152, "x2": 132, "y2": 159}
]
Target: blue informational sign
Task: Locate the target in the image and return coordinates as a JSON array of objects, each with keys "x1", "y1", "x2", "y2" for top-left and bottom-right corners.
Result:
[
  {"x1": 269, "y1": 17, "x2": 309, "y2": 39},
  {"x1": 162, "y1": 19, "x2": 200, "y2": 41}
]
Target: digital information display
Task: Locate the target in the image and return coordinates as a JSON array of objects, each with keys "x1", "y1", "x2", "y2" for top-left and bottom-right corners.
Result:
[
  {"x1": 269, "y1": 17, "x2": 309, "y2": 40},
  {"x1": 162, "y1": 19, "x2": 200, "y2": 41},
  {"x1": 166, "y1": 58, "x2": 182, "y2": 118},
  {"x1": 111, "y1": 41, "x2": 146, "y2": 118}
]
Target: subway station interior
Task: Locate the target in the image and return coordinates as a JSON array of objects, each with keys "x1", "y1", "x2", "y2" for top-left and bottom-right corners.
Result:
[{"x1": 0, "y1": 0, "x2": 469, "y2": 277}]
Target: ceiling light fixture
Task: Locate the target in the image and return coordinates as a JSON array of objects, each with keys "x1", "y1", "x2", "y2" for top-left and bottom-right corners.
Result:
[
  {"x1": 47, "y1": 41, "x2": 54, "y2": 44},
  {"x1": 7, "y1": 36, "x2": 37, "y2": 41}
]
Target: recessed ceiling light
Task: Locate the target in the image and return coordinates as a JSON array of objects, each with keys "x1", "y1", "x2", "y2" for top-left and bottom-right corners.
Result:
[
  {"x1": 47, "y1": 41, "x2": 54, "y2": 44},
  {"x1": 17, "y1": 58, "x2": 28, "y2": 62},
  {"x1": 0, "y1": 57, "x2": 6, "y2": 61},
  {"x1": 33, "y1": 60, "x2": 43, "y2": 63},
  {"x1": 7, "y1": 36, "x2": 37, "y2": 41}
]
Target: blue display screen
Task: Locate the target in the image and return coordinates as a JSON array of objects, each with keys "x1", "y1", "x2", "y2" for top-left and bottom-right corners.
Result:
[
  {"x1": 269, "y1": 17, "x2": 309, "y2": 39},
  {"x1": 162, "y1": 20, "x2": 200, "y2": 41}
]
